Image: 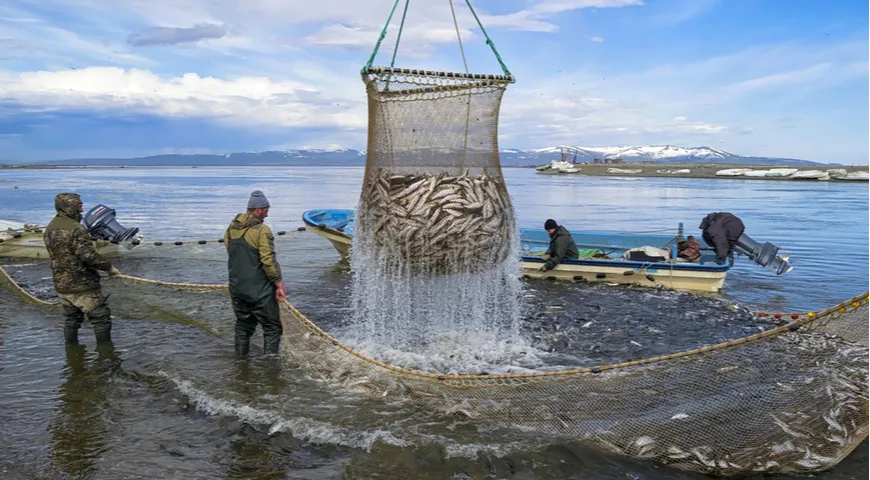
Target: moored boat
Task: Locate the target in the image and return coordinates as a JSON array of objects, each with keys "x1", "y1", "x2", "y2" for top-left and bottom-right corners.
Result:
[
  {"x1": 0, "y1": 221, "x2": 136, "y2": 259},
  {"x1": 1, "y1": 205, "x2": 142, "y2": 259},
  {"x1": 302, "y1": 209, "x2": 736, "y2": 292}
]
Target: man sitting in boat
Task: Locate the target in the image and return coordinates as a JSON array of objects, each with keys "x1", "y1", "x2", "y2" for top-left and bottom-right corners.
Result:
[
  {"x1": 539, "y1": 219, "x2": 579, "y2": 272},
  {"x1": 699, "y1": 212, "x2": 745, "y2": 265}
]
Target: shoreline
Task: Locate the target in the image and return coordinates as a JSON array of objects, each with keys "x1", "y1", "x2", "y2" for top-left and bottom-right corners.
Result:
[
  {"x1": 536, "y1": 163, "x2": 869, "y2": 182},
  {"x1": 2, "y1": 162, "x2": 868, "y2": 183}
]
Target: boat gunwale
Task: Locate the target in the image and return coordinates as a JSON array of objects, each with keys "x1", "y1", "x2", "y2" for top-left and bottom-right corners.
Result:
[{"x1": 301, "y1": 209, "x2": 732, "y2": 273}]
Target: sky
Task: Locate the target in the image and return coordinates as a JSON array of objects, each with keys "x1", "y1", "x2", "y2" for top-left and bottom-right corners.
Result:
[{"x1": 0, "y1": 0, "x2": 867, "y2": 163}]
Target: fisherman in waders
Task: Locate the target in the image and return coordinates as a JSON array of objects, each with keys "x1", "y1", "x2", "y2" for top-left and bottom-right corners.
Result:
[
  {"x1": 44, "y1": 193, "x2": 121, "y2": 345},
  {"x1": 224, "y1": 190, "x2": 286, "y2": 356}
]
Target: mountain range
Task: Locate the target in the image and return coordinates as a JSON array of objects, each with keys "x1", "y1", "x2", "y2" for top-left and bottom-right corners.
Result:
[{"x1": 6, "y1": 145, "x2": 829, "y2": 167}]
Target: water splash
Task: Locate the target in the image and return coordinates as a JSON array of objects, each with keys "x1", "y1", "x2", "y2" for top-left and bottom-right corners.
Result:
[{"x1": 347, "y1": 202, "x2": 530, "y2": 373}]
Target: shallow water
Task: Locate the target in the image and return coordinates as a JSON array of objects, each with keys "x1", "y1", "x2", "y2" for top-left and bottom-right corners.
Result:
[{"x1": 1, "y1": 167, "x2": 867, "y2": 478}]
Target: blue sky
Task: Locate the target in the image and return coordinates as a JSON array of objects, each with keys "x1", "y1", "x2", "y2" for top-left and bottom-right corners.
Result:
[{"x1": 0, "y1": 0, "x2": 866, "y2": 163}]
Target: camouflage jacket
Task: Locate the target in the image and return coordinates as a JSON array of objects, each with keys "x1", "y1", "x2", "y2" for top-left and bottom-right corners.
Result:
[{"x1": 44, "y1": 194, "x2": 113, "y2": 294}]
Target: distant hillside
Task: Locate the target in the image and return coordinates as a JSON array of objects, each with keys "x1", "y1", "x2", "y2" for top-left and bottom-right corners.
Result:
[
  {"x1": 13, "y1": 145, "x2": 830, "y2": 167},
  {"x1": 504, "y1": 145, "x2": 828, "y2": 166}
]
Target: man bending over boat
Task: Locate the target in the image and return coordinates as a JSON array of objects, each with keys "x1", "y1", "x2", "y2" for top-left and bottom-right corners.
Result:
[
  {"x1": 224, "y1": 190, "x2": 286, "y2": 356},
  {"x1": 699, "y1": 212, "x2": 745, "y2": 265},
  {"x1": 44, "y1": 193, "x2": 121, "y2": 345},
  {"x1": 539, "y1": 219, "x2": 579, "y2": 272}
]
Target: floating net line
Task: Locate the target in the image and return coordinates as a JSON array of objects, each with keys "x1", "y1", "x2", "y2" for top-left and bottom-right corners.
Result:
[{"x1": 1, "y1": 263, "x2": 867, "y2": 476}]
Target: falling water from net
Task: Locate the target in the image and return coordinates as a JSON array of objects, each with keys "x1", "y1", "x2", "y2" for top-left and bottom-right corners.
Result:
[{"x1": 344, "y1": 68, "x2": 531, "y2": 373}]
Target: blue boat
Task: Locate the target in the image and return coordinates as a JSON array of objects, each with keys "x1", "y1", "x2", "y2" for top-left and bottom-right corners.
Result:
[{"x1": 302, "y1": 209, "x2": 732, "y2": 292}]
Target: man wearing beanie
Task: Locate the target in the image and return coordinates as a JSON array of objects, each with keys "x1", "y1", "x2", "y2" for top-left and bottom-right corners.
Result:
[
  {"x1": 223, "y1": 190, "x2": 286, "y2": 356},
  {"x1": 540, "y1": 218, "x2": 579, "y2": 272}
]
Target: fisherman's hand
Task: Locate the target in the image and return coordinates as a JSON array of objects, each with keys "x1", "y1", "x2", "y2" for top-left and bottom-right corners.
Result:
[
  {"x1": 539, "y1": 264, "x2": 551, "y2": 272},
  {"x1": 541, "y1": 254, "x2": 551, "y2": 261},
  {"x1": 275, "y1": 281, "x2": 287, "y2": 303},
  {"x1": 109, "y1": 266, "x2": 121, "y2": 277}
]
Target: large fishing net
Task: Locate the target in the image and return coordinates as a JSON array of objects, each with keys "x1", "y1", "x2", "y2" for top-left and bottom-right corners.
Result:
[
  {"x1": 1, "y1": 261, "x2": 867, "y2": 476},
  {"x1": 357, "y1": 68, "x2": 516, "y2": 275},
  {"x1": 349, "y1": 3, "x2": 523, "y2": 355}
]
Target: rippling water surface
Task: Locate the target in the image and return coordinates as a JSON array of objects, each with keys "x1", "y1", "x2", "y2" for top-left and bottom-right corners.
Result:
[{"x1": 0, "y1": 167, "x2": 867, "y2": 479}]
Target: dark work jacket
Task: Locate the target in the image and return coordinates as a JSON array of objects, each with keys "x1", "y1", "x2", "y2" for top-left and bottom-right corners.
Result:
[
  {"x1": 699, "y1": 212, "x2": 745, "y2": 261},
  {"x1": 224, "y1": 214, "x2": 281, "y2": 304},
  {"x1": 544, "y1": 225, "x2": 580, "y2": 270}
]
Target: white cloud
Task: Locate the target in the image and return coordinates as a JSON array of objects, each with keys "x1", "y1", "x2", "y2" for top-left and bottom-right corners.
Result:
[
  {"x1": 587, "y1": 36, "x2": 605, "y2": 43},
  {"x1": 29, "y1": 0, "x2": 641, "y2": 58},
  {"x1": 0, "y1": 67, "x2": 367, "y2": 130}
]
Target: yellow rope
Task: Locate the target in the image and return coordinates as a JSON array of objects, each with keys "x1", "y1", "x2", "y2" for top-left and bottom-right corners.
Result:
[
  {"x1": 111, "y1": 270, "x2": 870, "y2": 382},
  {"x1": 3, "y1": 265, "x2": 866, "y2": 383}
]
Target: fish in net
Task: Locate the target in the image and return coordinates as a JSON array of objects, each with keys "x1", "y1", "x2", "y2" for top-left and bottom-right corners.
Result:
[{"x1": 357, "y1": 67, "x2": 517, "y2": 276}]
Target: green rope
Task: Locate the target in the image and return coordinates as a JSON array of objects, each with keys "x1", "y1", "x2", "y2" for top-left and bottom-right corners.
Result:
[
  {"x1": 464, "y1": 0, "x2": 513, "y2": 78},
  {"x1": 362, "y1": 0, "x2": 402, "y2": 74},
  {"x1": 390, "y1": 0, "x2": 411, "y2": 68},
  {"x1": 363, "y1": 0, "x2": 514, "y2": 81}
]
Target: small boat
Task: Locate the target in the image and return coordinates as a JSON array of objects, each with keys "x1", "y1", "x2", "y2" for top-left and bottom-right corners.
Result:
[
  {"x1": 0, "y1": 221, "x2": 136, "y2": 259},
  {"x1": 302, "y1": 209, "x2": 733, "y2": 292},
  {"x1": 301, "y1": 210, "x2": 354, "y2": 259},
  {"x1": 1, "y1": 205, "x2": 141, "y2": 259}
]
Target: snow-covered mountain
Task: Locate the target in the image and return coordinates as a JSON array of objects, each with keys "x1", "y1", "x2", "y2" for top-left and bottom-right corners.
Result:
[
  {"x1": 522, "y1": 145, "x2": 732, "y2": 161},
  {"x1": 33, "y1": 145, "x2": 824, "y2": 166},
  {"x1": 499, "y1": 144, "x2": 824, "y2": 165}
]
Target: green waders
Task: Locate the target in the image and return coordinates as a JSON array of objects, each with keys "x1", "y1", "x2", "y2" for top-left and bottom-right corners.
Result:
[{"x1": 226, "y1": 232, "x2": 283, "y2": 355}]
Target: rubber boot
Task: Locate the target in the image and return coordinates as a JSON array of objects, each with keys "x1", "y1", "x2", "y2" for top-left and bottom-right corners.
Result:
[
  {"x1": 263, "y1": 334, "x2": 280, "y2": 355},
  {"x1": 261, "y1": 299, "x2": 282, "y2": 355},
  {"x1": 89, "y1": 303, "x2": 113, "y2": 345},
  {"x1": 63, "y1": 305, "x2": 84, "y2": 345},
  {"x1": 234, "y1": 316, "x2": 256, "y2": 356},
  {"x1": 64, "y1": 326, "x2": 79, "y2": 345},
  {"x1": 94, "y1": 328, "x2": 112, "y2": 344},
  {"x1": 235, "y1": 337, "x2": 251, "y2": 356}
]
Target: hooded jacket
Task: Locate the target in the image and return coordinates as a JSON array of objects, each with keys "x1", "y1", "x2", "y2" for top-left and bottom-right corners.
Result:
[
  {"x1": 699, "y1": 212, "x2": 745, "y2": 261},
  {"x1": 544, "y1": 225, "x2": 580, "y2": 270},
  {"x1": 43, "y1": 193, "x2": 114, "y2": 294},
  {"x1": 223, "y1": 213, "x2": 282, "y2": 303}
]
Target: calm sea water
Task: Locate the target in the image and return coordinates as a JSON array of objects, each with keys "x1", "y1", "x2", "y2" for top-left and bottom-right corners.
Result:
[
  {"x1": 0, "y1": 166, "x2": 867, "y2": 479},
  {"x1": 2, "y1": 166, "x2": 867, "y2": 310}
]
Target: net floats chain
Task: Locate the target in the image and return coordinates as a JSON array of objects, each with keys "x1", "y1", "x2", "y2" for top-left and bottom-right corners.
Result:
[{"x1": 358, "y1": 168, "x2": 515, "y2": 275}]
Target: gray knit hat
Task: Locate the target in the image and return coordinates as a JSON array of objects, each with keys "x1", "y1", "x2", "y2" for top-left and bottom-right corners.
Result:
[{"x1": 247, "y1": 190, "x2": 270, "y2": 209}]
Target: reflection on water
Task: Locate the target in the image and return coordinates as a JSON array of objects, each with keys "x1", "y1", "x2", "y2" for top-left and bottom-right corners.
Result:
[
  {"x1": 49, "y1": 343, "x2": 119, "y2": 479},
  {"x1": 0, "y1": 167, "x2": 867, "y2": 478}
]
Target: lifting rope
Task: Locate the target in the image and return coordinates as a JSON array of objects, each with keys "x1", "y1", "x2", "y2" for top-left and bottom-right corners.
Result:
[{"x1": 362, "y1": 0, "x2": 513, "y2": 78}]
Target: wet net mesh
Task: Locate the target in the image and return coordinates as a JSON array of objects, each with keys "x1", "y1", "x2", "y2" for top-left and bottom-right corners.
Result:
[
  {"x1": 357, "y1": 68, "x2": 517, "y2": 274},
  {"x1": 1, "y1": 263, "x2": 867, "y2": 476}
]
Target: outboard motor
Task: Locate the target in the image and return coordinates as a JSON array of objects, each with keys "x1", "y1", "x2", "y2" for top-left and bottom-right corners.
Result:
[
  {"x1": 84, "y1": 204, "x2": 140, "y2": 242},
  {"x1": 734, "y1": 233, "x2": 793, "y2": 275}
]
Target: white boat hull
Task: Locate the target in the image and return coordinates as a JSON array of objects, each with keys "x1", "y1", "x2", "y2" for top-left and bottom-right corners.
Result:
[
  {"x1": 303, "y1": 225, "x2": 727, "y2": 293},
  {"x1": 520, "y1": 260, "x2": 727, "y2": 292},
  {"x1": 0, "y1": 231, "x2": 130, "y2": 259}
]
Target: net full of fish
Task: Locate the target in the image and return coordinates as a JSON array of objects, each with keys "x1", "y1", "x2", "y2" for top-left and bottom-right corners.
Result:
[{"x1": 357, "y1": 168, "x2": 516, "y2": 275}]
